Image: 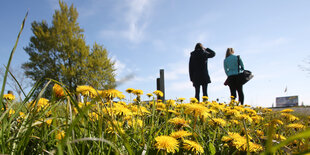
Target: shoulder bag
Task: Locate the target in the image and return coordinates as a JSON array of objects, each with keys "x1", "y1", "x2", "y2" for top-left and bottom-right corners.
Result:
[{"x1": 237, "y1": 55, "x2": 253, "y2": 85}]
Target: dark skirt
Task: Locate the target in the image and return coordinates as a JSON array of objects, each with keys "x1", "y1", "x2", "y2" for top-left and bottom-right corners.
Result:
[{"x1": 225, "y1": 75, "x2": 241, "y2": 86}]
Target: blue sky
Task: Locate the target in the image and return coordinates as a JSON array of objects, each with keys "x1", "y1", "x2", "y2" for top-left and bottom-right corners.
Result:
[{"x1": 1, "y1": 0, "x2": 310, "y2": 107}]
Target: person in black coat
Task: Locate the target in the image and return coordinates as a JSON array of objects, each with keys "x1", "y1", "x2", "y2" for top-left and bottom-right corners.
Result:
[{"x1": 189, "y1": 43, "x2": 216, "y2": 102}]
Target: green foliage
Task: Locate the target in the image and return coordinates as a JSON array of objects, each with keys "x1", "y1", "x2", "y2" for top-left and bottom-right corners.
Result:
[{"x1": 22, "y1": 1, "x2": 116, "y2": 98}]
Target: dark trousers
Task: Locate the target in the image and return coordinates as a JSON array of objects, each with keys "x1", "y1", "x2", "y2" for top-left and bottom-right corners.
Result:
[
  {"x1": 194, "y1": 84, "x2": 208, "y2": 102},
  {"x1": 228, "y1": 75, "x2": 244, "y2": 105}
]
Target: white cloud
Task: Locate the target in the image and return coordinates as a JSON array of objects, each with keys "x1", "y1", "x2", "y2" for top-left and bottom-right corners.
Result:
[
  {"x1": 167, "y1": 81, "x2": 192, "y2": 92},
  {"x1": 183, "y1": 48, "x2": 192, "y2": 57},
  {"x1": 47, "y1": 0, "x2": 60, "y2": 10},
  {"x1": 238, "y1": 37, "x2": 290, "y2": 55},
  {"x1": 165, "y1": 61, "x2": 189, "y2": 80},
  {"x1": 133, "y1": 75, "x2": 156, "y2": 82},
  {"x1": 112, "y1": 56, "x2": 126, "y2": 76},
  {"x1": 100, "y1": 0, "x2": 153, "y2": 43}
]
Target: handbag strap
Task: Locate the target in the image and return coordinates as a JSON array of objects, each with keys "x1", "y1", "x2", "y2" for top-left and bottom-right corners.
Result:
[{"x1": 237, "y1": 55, "x2": 240, "y2": 73}]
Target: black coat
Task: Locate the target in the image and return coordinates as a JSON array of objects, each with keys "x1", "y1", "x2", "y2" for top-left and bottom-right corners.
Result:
[{"x1": 189, "y1": 48, "x2": 215, "y2": 86}]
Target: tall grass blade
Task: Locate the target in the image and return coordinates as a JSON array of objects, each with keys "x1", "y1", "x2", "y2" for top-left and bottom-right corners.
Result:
[
  {"x1": 7, "y1": 66, "x2": 27, "y2": 97},
  {"x1": 0, "y1": 11, "x2": 28, "y2": 110},
  {"x1": 269, "y1": 128, "x2": 310, "y2": 153}
]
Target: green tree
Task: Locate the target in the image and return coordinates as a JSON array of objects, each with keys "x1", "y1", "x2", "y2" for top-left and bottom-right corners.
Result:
[{"x1": 22, "y1": 1, "x2": 116, "y2": 98}]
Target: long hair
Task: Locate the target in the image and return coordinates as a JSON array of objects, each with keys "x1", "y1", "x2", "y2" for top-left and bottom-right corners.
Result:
[
  {"x1": 195, "y1": 43, "x2": 204, "y2": 51},
  {"x1": 225, "y1": 48, "x2": 235, "y2": 58}
]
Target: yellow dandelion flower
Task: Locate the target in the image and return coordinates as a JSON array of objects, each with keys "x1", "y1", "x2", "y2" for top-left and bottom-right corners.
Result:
[
  {"x1": 274, "y1": 134, "x2": 286, "y2": 141},
  {"x1": 221, "y1": 132, "x2": 261, "y2": 152},
  {"x1": 29, "y1": 98, "x2": 50, "y2": 112},
  {"x1": 106, "y1": 126, "x2": 125, "y2": 135},
  {"x1": 166, "y1": 99, "x2": 175, "y2": 106},
  {"x1": 177, "y1": 97, "x2": 186, "y2": 102},
  {"x1": 154, "y1": 136, "x2": 179, "y2": 153},
  {"x1": 233, "y1": 106, "x2": 245, "y2": 112},
  {"x1": 17, "y1": 112, "x2": 26, "y2": 123},
  {"x1": 126, "y1": 88, "x2": 135, "y2": 94},
  {"x1": 100, "y1": 89, "x2": 123, "y2": 100},
  {"x1": 202, "y1": 96, "x2": 209, "y2": 100},
  {"x1": 249, "y1": 143, "x2": 263, "y2": 153},
  {"x1": 53, "y1": 84, "x2": 65, "y2": 97},
  {"x1": 113, "y1": 105, "x2": 133, "y2": 116},
  {"x1": 153, "y1": 90, "x2": 163, "y2": 97},
  {"x1": 117, "y1": 101, "x2": 127, "y2": 106},
  {"x1": 200, "y1": 111, "x2": 211, "y2": 121},
  {"x1": 133, "y1": 89, "x2": 143, "y2": 96},
  {"x1": 280, "y1": 109, "x2": 294, "y2": 113},
  {"x1": 281, "y1": 113, "x2": 299, "y2": 122},
  {"x1": 8, "y1": 109, "x2": 15, "y2": 117},
  {"x1": 19, "y1": 112, "x2": 26, "y2": 119},
  {"x1": 244, "y1": 108, "x2": 257, "y2": 116},
  {"x1": 156, "y1": 108, "x2": 165, "y2": 112},
  {"x1": 208, "y1": 108, "x2": 219, "y2": 115},
  {"x1": 184, "y1": 103, "x2": 208, "y2": 117},
  {"x1": 168, "y1": 117, "x2": 189, "y2": 127},
  {"x1": 256, "y1": 130, "x2": 264, "y2": 137},
  {"x1": 272, "y1": 119, "x2": 284, "y2": 125},
  {"x1": 124, "y1": 115, "x2": 132, "y2": 120},
  {"x1": 8, "y1": 109, "x2": 15, "y2": 115},
  {"x1": 168, "y1": 110, "x2": 180, "y2": 115},
  {"x1": 45, "y1": 118, "x2": 53, "y2": 126},
  {"x1": 128, "y1": 119, "x2": 143, "y2": 128},
  {"x1": 170, "y1": 130, "x2": 192, "y2": 139},
  {"x1": 146, "y1": 93, "x2": 153, "y2": 97},
  {"x1": 55, "y1": 130, "x2": 65, "y2": 140},
  {"x1": 190, "y1": 97, "x2": 198, "y2": 103},
  {"x1": 225, "y1": 109, "x2": 240, "y2": 117},
  {"x1": 3, "y1": 94, "x2": 15, "y2": 101},
  {"x1": 138, "y1": 106, "x2": 151, "y2": 115},
  {"x1": 88, "y1": 112, "x2": 99, "y2": 121},
  {"x1": 237, "y1": 114, "x2": 253, "y2": 124},
  {"x1": 129, "y1": 105, "x2": 151, "y2": 116},
  {"x1": 86, "y1": 102, "x2": 91, "y2": 106},
  {"x1": 209, "y1": 118, "x2": 227, "y2": 127},
  {"x1": 117, "y1": 94, "x2": 126, "y2": 100},
  {"x1": 76, "y1": 85, "x2": 97, "y2": 98},
  {"x1": 156, "y1": 102, "x2": 166, "y2": 109},
  {"x1": 210, "y1": 102, "x2": 224, "y2": 111},
  {"x1": 221, "y1": 132, "x2": 242, "y2": 142},
  {"x1": 286, "y1": 123, "x2": 305, "y2": 129},
  {"x1": 221, "y1": 136, "x2": 232, "y2": 142},
  {"x1": 229, "y1": 119, "x2": 240, "y2": 125},
  {"x1": 183, "y1": 140, "x2": 204, "y2": 154},
  {"x1": 251, "y1": 115, "x2": 264, "y2": 124}
]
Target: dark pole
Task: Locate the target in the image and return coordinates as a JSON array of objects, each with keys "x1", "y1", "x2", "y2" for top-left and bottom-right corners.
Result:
[
  {"x1": 160, "y1": 69, "x2": 165, "y2": 101},
  {"x1": 156, "y1": 78, "x2": 160, "y2": 92}
]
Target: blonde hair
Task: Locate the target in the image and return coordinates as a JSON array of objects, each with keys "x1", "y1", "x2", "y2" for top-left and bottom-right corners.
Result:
[{"x1": 225, "y1": 48, "x2": 234, "y2": 58}]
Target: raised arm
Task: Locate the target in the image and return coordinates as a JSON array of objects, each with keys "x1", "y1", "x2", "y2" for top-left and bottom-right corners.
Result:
[{"x1": 205, "y1": 48, "x2": 216, "y2": 58}]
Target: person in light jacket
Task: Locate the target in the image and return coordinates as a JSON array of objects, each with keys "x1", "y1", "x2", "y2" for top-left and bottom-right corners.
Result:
[
  {"x1": 224, "y1": 48, "x2": 244, "y2": 105},
  {"x1": 189, "y1": 43, "x2": 215, "y2": 102}
]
